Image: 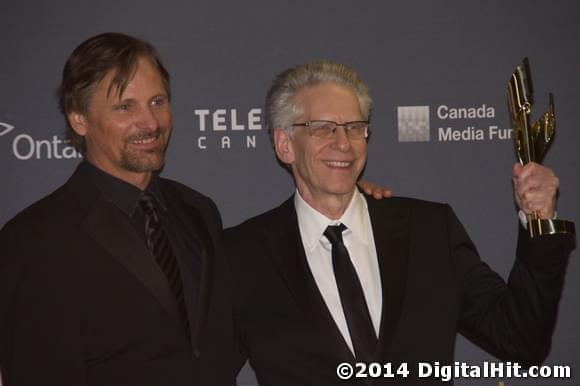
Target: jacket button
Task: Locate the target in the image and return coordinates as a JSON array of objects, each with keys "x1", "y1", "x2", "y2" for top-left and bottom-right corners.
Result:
[{"x1": 194, "y1": 347, "x2": 201, "y2": 358}]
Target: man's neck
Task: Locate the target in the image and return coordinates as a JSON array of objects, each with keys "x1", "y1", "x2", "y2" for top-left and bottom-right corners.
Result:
[
  {"x1": 85, "y1": 157, "x2": 152, "y2": 191},
  {"x1": 296, "y1": 188, "x2": 356, "y2": 220}
]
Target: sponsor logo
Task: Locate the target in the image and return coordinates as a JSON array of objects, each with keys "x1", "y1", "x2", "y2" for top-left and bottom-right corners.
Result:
[
  {"x1": 396, "y1": 104, "x2": 513, "y2": 143},
  {"x1": 193, "y1": 107, "x2": 263, "y2": 150},
  {"x1": 397, "y1": 106, "x2": 430, "y2": 142},
  {"x1": 0, "y1": 122, "x2": 15, "y2": 136},
  {"x1": 0, "y1": 122, "x2": 82, "y2": 160}
]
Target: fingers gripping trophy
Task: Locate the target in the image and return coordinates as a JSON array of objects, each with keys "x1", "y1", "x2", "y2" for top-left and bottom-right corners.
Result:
[{"x1": 507, "y1": 58, "x2": 575, "y2": 237}]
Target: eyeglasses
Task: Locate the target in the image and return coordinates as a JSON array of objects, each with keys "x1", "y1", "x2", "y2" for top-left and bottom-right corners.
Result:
[{"x1": 291, "y1": 120, "x2": 370, "y2": 139}]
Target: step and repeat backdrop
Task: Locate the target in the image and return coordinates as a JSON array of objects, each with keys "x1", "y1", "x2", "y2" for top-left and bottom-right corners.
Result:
[{"x1": 1, "y1": 1, "x2": 578, "y2": 385}]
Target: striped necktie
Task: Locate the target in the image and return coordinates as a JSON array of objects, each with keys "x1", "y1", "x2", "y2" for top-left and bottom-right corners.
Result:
[{"x1": 139, "y1": 192, "x2": 190, "y2": 336}]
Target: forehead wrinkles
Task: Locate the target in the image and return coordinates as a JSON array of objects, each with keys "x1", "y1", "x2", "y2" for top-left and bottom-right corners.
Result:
[
  {"x1": 102, "y1": 57, "x2": 163, "y2": 103},
  {"x1": 295, "y1": 84, "x2": 362, "y2": 121}
]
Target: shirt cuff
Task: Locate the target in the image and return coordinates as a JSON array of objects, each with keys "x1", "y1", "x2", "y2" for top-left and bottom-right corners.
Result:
[{"x1": 518, "y1": 210, "x2": 558, "y2": 229}]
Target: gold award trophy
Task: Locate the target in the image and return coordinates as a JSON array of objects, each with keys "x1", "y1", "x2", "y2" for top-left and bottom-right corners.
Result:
[{"x1": 507, "y1": 57, "x2": 575, "y2": 237}]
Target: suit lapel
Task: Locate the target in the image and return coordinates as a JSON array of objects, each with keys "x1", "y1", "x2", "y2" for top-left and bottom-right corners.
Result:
[
  {"x1": 366, "y1": 197, "x2": 410, "y2": 360},
  {"x1": 81, "y1": 195, "x2": 183, "y2": 326},
  {"x1": 168, "y1": 194, "x2": 214, "y2": 350},
  {"x1": 259, "y1": 195, "x2": 411, "y2": 380},
  {"x1": 84, "y1": 176, "x2": 219, "y2": 349},
  {"x1": 263, "y1": 198, "x2": 355, "y2": 363},
  {"x1": 67, "y1": 163, "x2": 184, "y2": 331}
]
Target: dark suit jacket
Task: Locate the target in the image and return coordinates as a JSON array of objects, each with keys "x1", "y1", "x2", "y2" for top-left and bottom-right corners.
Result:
[
  {"x1": 225, "y1": 195, "x2": 574, "y2": 386},
  {"x1": 0, "y1": 163, "x2": 236, "y2": 386}
]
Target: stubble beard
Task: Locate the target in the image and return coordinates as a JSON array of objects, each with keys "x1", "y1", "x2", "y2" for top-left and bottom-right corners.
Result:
[{"x1": 120, "y1": 129, "x2": 169, "y2": 173}]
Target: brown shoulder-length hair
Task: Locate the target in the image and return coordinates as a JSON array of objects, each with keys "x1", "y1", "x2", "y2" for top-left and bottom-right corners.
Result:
[{"x1": 57, "y1": 32, "x2": 170, "y2": 153}]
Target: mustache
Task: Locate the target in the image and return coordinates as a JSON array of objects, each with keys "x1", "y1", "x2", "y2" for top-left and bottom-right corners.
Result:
[{"x1": 125, "y1": 128, "x2": 169, "y2": 142}]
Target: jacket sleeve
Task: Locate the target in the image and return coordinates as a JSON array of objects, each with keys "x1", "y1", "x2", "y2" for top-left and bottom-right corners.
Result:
[
  {"x1": 451, "y1": 205, "x2": 575, "y2": 366},
  {"x1": 0, "y1": 221, "x2": 87, "y2": 386}
]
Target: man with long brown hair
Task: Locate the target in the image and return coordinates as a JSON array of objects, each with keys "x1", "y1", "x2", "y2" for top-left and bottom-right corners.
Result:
[{"x1": 0, "y1": 32, "x2": 236, "y2": 386}]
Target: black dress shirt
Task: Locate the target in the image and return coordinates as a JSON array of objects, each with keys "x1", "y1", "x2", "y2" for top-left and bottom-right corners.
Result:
[{"x1": 82, "y1": 160, "x2": 201, "y2": 304}]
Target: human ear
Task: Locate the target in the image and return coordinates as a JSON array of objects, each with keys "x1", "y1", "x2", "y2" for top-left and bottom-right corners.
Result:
[
  {"x1": 273, "y1": 128, "x2": 295, "y2": 165},
  {"x1": 68, "y1": 111, "x2": 88, "y2": 137}
]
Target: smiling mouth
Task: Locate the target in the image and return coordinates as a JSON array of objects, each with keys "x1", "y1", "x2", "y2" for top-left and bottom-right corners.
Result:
[
  {"x1": 128, "y1": 132, "x2": 161, "y2": 145},
  {"x1": 323, "y1": 160, "x2": 352, "y2": 168}
]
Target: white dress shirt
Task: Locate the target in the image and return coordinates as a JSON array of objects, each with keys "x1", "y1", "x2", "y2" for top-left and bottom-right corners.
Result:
[{"x1": 295, "y1": 190, "x2": 382, "y2": 354}]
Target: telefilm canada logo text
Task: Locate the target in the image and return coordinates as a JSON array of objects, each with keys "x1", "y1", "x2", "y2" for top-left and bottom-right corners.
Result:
[{"x1": 192, "y1": 107, "x2": 263, "y2": 150}]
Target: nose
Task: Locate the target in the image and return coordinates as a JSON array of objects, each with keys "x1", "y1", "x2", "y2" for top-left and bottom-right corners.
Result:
[
  {"x1": 137, "y1": 105, "x2": 160, "y2": 129},
  {"x1": 331, "y1": 126, "x2": 351, "y2": 152}
]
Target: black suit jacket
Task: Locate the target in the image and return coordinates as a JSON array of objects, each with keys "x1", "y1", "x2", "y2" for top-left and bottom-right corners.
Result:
[
  {"x1": 0, "y1": 163, "x2": 236, "y2": 386},
  {"x1": 226, "y1": 195, "x2": 573, "y2": 386}
]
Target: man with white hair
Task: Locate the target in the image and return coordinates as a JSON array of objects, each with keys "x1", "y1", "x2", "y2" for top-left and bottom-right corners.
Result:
[{"x1": 226, "y1": 60, "x2": 574, "y2": 386}]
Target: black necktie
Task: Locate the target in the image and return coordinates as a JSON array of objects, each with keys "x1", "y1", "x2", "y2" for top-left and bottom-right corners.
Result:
[
  {"x1": 324, "y1": 224, "x2": 377, "y2": 362},
  {"x1": 139, "y1": 192, "x2": 190, "y2": 335}
]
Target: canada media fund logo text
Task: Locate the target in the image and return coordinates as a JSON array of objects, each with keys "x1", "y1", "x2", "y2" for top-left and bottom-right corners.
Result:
[{"x1": 397, "y1": 105, "x2": 512, "y2": 143}]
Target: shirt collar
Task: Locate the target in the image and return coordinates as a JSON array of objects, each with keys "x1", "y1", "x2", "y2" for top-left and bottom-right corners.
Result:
[
  {"x1": 146, "y1": 175, "x2": 168, "y2": 211},
  {"x1": 82, "y1": 160, "x2": 167, "y2": 216},
  {"x1": 294, "y1": 189, "x2": 370, "y2": 252}
]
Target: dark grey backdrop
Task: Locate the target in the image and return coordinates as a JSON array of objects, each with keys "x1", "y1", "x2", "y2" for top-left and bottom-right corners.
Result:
[{"x1": 1, "y1": 1, "x2": 578, "y2": 385}]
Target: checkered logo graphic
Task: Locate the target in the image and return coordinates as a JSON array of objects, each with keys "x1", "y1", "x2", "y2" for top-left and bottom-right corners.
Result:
[{"x1": 397, "y1": 106, "x2": 430, "y2": 142}]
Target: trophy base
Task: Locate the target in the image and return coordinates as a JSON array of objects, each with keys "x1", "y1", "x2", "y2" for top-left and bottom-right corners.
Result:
[{"x1": 529, "y1": 218, "x2": 575, "y2": 238}]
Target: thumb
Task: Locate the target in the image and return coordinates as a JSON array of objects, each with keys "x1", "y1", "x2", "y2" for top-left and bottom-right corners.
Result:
[{"x1": 512, "y1": 162, "x2": 524, "y2": 180}]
